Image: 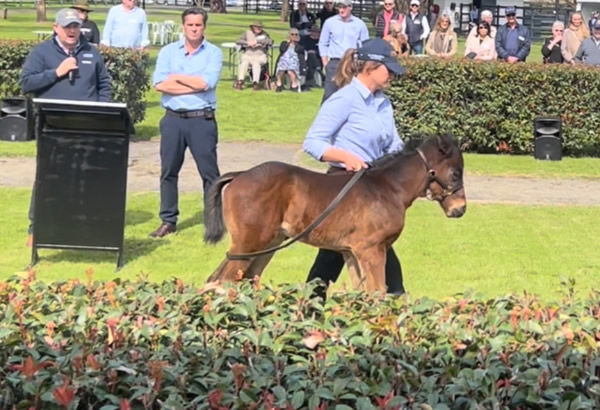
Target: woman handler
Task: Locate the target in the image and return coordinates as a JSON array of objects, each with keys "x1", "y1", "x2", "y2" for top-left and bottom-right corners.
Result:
[{"x1": 302, "y1": 38, "x2": 407, "y2": 296}]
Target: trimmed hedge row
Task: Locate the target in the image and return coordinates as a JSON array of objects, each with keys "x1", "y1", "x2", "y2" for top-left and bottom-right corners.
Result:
[
  {"x1": 0, "y1": 40, "x2": 150, "y2": 123},
  {"x1": 1, "y1": 273, "x2": 599, "y2": 409},
  {"x1": 389, "y1": 58, "x2": 600, "y2": 157}
]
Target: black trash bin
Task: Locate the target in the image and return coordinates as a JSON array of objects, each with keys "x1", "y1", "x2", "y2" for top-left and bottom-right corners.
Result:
[{"x1": 31, "y1": 98, "x2": 132, "y2": 268}]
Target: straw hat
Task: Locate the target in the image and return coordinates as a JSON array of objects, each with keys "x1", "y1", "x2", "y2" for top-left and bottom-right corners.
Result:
[{"x1": 71, "y1": 0, "x2": 93, "y2": 12}]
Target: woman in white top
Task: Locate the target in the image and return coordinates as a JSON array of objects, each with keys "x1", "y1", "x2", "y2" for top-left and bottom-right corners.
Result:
[{"x1": 464, "y1": 21, "x2": 497, "y2": 60}]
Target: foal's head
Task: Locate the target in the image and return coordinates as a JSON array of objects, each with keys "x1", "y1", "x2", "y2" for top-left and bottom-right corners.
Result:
[{"x1": 417, "y1": 134, "x2": 466, "y2": 218}]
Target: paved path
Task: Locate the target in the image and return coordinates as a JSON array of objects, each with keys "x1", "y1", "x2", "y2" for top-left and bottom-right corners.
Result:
[{"x1": 1, "y1": 141, "x2": 599, "y2": 206}]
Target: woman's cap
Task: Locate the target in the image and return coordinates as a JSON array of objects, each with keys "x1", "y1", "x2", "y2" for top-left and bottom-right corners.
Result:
[
  {"x1": 71, "y1": 0, "x2": 92, "y2": 12},
  {"x1": 410, "y1": 0, "x2": 420, "y2": 6},
  {"x1": 55, "y1": 8, "x2": 83, "y2": 26},
  {"x1": 357, "y1": 38, "x2": 406, "y2": 75},
  {"x1": 250, "y1": 20, "x2": 263, "y2": 29}
]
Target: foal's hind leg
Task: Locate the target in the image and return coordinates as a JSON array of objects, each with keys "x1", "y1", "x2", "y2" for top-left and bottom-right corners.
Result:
[
  {"x1": 242, "y1": 233, "x2": 287, "y2": 280},
  {"x1": 206, "y1": 258, "x2": 252, "y2": 283}
]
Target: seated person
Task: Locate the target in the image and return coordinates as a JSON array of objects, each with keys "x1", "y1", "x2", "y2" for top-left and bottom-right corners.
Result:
[
  {"x1": 384, "y1": 20, "x2": 410, "y2": 57},
  {"x1": 235, "y1": 20, "x2": 273, "y2": 91},
  {"x1": 274, "y1": 28, "x2": 306, "y2": 92},
  {"x1": 464, "y1": 21, "x2": 496, "y2": 60},
  {"x1": 302, "y1": 24, "x2": 323, "y2": 88},
  {"x1": 425, "y1": 14, "x2": 457, "y2": 58}
]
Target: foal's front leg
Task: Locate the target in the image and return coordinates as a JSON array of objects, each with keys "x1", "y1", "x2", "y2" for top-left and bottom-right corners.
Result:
[{"x1": 351, "y1": 247, "x2": 387, "y2": 293}]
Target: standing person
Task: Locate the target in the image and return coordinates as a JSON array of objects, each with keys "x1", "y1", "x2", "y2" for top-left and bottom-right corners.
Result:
[
  {"x1": 562, "y1": 12, "x2": 589, "y2": 65},
  {"x1": 373, "y1": 0, "x2": 403, "y2": 38},
  {"x1": 234, "y1": 21, "x2": 273, "y2": 91},
  {"x1": 384, "y1": 20, "x2": 410, "y2": 57},
  {"x1": 574, "y1": 21, "x2": 600, "y2": 66},
  {"x1": 589, "y1": 11, "x2": 599, "y2": 32},
  {"x1": 405, "y1": 0, "x2": 430, "y2": 55},
  {"x1": 20, "y1": 8, "x2": 111, "y2": 245},
  {"x1": 149, "y1": 8, "x2": 222, "y2": 238},
  {"x1": 467, "y1": 9, "x2": 496, "y2": 41},
  {"x1": 319, "y1": 0, "x2": 369, "y2": 102},
  {"x1": 304, "y1": 24, "x2": 324, "y2": 88},
  {"x1": 425, "y1": 14, "x2": 457, "y2": 58},
  {"x1": 316, "y1": 0, "x2": 336, "y2": 28},
  {"x1": 71, "y1": 0, "x2": 100, "y2": 45},
  {"x1": 495, "y1": 7, "x2": 530, "y2": 63},
  {"x1": 541, "y1": 21, "x2": 564, "y2": 64},
  {"x1": 101, "y1": 0, "x2": 149, "y2": 49},
  {"x1": 464, "y1": 21, "x2": 496, "y2": 60},
  {"x1": 290, "y1": 0, "x2": 316, "y2": 44},
  {"x1": 303, "y1": 38, "x2": 407, "y2": 297}
]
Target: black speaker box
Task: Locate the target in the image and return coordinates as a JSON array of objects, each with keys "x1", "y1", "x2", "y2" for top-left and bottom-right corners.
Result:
[
  {"x1": 0, "y1": 97, "x2": 33, "y2": 142},
  {"x1": 533, "y1": 117, "x2": 562, "y2": 161}
]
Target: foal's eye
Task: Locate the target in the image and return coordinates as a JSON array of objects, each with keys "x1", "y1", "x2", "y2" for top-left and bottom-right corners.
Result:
[{"x1": 452, "y1": 168, "x2": 462, "y2": 181}]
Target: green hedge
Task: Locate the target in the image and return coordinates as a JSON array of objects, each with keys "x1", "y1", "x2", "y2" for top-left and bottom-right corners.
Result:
[
  {"x1": 0, "y1": 40, "x2": 150, "y2": 123},
  {"x1": 1, "y1": 274, "x2": 599, "y2": 408},
  {"x1": 389, "y1": 59, "x2": 600, "y2": 157}
]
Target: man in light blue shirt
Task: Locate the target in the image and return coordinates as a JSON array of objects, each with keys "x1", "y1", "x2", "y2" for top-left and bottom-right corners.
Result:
[
  {"x1": 101, "y1": 0, "x2": 149, "y2": 49},
  {"x1": 149, "y1": 7, "x2": 223, "y2": 238},
  {"x1": 318, "y1": 0, "x2": 369, "y2": 102}
]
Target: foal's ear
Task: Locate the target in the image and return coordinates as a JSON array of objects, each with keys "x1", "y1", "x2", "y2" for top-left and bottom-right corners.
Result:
[{"x1": 436, "y1": 134, "x2": 455, "y2": 156}]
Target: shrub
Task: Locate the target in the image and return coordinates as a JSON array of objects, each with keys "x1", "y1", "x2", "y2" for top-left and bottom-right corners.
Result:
[
  {"x1": 389, "y1": 59, "x2": 600, "y2": 157},
  {"x1": 0, "y1": 40, "x2": 150, "y2": 124},
  {"x1": 1, "y1": 273, "x2": 599, "y2": 408}
]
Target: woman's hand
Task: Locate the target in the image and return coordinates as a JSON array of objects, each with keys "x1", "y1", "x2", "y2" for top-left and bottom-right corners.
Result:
[
  {"x1": 340, "y1": 151, "x2": 368, "y2": 171},
  {"x1": 321, "y1": 147, "x2": 368, "y2": 172}
]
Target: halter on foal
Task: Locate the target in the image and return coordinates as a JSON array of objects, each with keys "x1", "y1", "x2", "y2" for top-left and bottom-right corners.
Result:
[{"x1": 203, "y1": 134, "x2": 466, "y2": 293}]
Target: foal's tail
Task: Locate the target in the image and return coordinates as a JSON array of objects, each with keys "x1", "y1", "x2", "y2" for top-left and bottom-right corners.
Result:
[{"x1": 203, "y1": 172, "x2": 242, "y2": 244}]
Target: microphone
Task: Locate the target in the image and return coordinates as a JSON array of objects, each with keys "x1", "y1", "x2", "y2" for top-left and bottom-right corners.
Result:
[{"x1": 68, "y1": 49, "x2": 76, "y2": 83}]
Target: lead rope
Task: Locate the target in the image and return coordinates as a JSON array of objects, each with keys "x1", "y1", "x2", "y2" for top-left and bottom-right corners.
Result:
[{"x1": 226, "y1": 167, "x2": 367, "y2": 260}]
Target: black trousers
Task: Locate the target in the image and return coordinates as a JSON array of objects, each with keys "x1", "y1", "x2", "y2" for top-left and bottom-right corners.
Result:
[
  {"x1": 321, "y1": 58, "x2": 340, "y2": 104},
  {"x1": 158, "y1": 113, "x2": 220, "y2": 225},
  {"x1": 306, "y1": 248, "x2": 405, "y2": 294}
]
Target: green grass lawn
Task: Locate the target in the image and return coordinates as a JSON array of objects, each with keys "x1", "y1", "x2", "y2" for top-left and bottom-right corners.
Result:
[{"x1": 1, "y1": 187, "x2": 598, "y2": 301}]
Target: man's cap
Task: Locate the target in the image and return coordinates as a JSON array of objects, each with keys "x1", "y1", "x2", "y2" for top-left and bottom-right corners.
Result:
[
  {"x1": 71, "y1": 0, "x2": 92, "y2": 12},
  {"x1": 55, "y1": 8, "x2": 83, "y2": 27},
  {"x1": 505, "y1": 6, "x2": 516, "y2": 15},
  {"x1": 250, "y1": 20, "x2": 263, "y2": 28},
  {"x1": 594, "y1": 21, "x2": 600, "y2": 30},
  {"x1": 357, "y1": 38, "x2": 406, "y2": 76},
  {"x1": 410, "y1": 0, "x2": 420, "y2": 6},
  {"x1": 337, "y1": 0, "x2": 352, "y2": 6}
]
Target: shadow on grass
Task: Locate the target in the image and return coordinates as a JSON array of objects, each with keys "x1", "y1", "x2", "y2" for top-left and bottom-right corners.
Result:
[
  {"x1": 178, "y1": 210, "x2": 204, "y2": 233},
  {"x1": 125, "y1": 209, "x2": 154, "y2": 227},
  {"x1": 37, "y1": 236, "x2": 164, "y2": 266}
]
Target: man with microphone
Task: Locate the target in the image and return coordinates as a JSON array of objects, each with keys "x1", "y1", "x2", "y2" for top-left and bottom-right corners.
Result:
[
  {"x1": 20, "y1": 8, "x2": 111, "y2": 246},
  {"x1": 21, "y1": 8, "x2": 110, "y2": 101}
]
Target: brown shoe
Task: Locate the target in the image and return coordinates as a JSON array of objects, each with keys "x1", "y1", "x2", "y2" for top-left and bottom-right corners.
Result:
[
  {"x1": 149, "y1": 222, "x2": 176, "y2": 238},
  {"x1": 234, "y1": 80, "x2": 243, "y2": 90},
  {"x1": 252, "y1": 82, "x2": 260, "y2": 91}
]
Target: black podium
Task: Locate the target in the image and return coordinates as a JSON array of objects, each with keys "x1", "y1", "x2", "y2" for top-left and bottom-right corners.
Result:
[{"x1": 31, "y1": 99, "x2": 131, "y2": 268}]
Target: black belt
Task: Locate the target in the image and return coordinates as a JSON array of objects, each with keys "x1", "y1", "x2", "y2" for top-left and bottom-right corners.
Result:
[
  {"x1": 329, "y1": 58, "x2": 340, "y2": 61},
  {"x1": 166, "y1": 108, "x2": 214, "y2": 119}
]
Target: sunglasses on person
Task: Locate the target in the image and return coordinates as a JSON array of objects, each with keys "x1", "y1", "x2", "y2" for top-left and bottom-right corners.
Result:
[
  {"x1": 384, "y1": 2, "x2": 394, "y2": 5},
  {"x1": 478, "y1": 25, "x2": 488, "y2": 29},
  {"x1": 411, "y1": 4, "x2": 419, "y2": 7},
  {"x1": 553, "y1": 28, "x2": 564, "y2": 32},
  {"x1": 290, "y1": 33, "x2": 300, "y2": 36}
]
